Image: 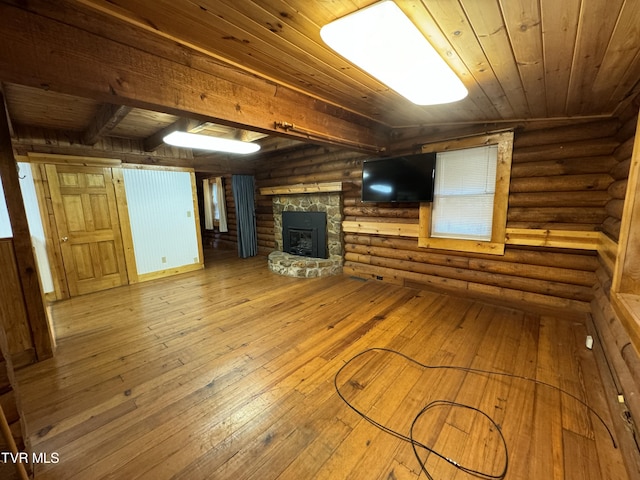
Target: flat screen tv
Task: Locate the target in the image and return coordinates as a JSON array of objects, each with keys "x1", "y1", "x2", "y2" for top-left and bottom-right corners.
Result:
[{"x1": 361, "y1": 152, "x2": 437, "y2": 203}]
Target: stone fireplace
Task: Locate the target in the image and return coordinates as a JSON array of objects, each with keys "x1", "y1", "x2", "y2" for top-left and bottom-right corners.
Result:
[{"x1": 266, "y1": 188, "x2": 344, "y2": 277}]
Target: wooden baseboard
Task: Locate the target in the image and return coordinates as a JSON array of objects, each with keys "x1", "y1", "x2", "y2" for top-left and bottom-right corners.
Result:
[{"x1": 136, "y1": 263, "x2": 204, "y2": 283}]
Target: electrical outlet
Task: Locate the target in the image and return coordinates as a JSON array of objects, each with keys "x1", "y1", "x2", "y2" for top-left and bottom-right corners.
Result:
[
  {"x1": 161, "y1": 256, "x2": 167, "y2": 263},
  {"x1": 187, "y1": 211, "x2": 192, "y2": 217}
]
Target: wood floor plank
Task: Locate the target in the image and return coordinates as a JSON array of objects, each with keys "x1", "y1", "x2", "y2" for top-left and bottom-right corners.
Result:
[
  {"x1": 531, "y1": 315, "x2": 566, "y2": 479},
  {"x1": 11, "y1": 248, "x2": 634, "y2": 480},
  {"x1": 421, "y1": 306, "x2": 510, "y2": 479},
  {"x1": 314, "y1": 358, "x2": 425, "y2": 480},
  {"x1": 490, "y1": 313, "x2": 539, "y2": 480},
  {"x1": 563, "y1": 429, "x2": 603, "y2": 480},
  {"x1": 271, "y1": 401, "x2": 353, "y2": 480}
]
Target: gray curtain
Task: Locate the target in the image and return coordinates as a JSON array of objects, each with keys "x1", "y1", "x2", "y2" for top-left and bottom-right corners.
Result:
[{"x1": 232, "y1": 174, "x2": 258, "y2": 258}]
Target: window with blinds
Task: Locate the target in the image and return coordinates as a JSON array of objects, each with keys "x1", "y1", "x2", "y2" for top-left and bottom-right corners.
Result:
[
  {"x1": 431, "y1": 145, "x2": 498, "y2": 241},
  {"x1": 418, "y1": 131, "x2": 513, "y2": 255}
]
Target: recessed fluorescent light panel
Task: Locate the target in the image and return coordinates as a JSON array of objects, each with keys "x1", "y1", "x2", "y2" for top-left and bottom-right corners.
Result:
[
  {"x1": 320, "y1": 0, "x2": 468, "y2": 105},
  {"x1": 163, "y1": 131, "x2": 260, "y2": 154}
]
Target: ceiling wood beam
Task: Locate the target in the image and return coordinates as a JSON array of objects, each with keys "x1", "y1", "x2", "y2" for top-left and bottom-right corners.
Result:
[
  {"x1": 143, "y1": 118, "x2": 201, "y2": 152},
  {"x1": 82, "y1": 103, "x2": 132, "y2": 145},
  {"x1": 0, "y1": 2, "x2": 389, "y2": 153}
]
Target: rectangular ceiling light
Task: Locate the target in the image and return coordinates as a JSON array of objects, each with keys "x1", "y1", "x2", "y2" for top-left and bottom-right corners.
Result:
[
  {"x1": 320, "y1": 0, "x2": 467, "y2": 105},
  {"x1": 163, "y1": 131, "x2": 260, "y2": 154}
]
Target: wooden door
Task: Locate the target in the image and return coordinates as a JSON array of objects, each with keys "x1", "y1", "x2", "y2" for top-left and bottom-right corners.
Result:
[{"x1": 46, "y1": 164, "x2": 128, "y2": 296}]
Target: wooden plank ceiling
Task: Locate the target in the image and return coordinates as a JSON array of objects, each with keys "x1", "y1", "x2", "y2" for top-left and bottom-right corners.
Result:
[{"x1": 1, "y1": 0, "x2": 639, "y2": 155}]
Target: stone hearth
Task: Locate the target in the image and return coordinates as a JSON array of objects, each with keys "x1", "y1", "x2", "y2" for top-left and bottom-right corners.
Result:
[{"x1": 268, "y1": 251, "x2": 342, "y2": 278}]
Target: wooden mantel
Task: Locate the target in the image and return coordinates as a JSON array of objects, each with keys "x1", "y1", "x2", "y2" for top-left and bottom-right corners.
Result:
[{"x1": 259, "y1": 182, "x2": 347, "y2": 195}]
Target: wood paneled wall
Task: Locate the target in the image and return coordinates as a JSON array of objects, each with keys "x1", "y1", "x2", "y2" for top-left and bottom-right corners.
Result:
[
  {"x1": 0, "y1": 239, "x2": 36, "y2": 368},
  {"x1": 0, "y1": 239, "x2": 31, "y2": 480},
  {"x1": 255, "y1": 120, "x2": 623, "y2": 313},
  {"x1": 0, "y1": 347, "x2": 29, "y2": 480}
]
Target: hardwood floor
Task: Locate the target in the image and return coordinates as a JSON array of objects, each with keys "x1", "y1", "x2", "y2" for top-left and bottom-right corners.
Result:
[{"x1": 14, "y1": 248, "x2": 635, "y2": 479}]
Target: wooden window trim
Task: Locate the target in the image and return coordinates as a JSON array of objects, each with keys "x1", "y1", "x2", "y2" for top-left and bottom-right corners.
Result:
[{"x1": 418, "y1": 131, "x2": 514, "y2": 255}]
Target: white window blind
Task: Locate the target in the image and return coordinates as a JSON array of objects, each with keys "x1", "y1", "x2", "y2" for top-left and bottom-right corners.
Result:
[{"x1": 431, "y1": 145, "x2": 498, "y2": 241}]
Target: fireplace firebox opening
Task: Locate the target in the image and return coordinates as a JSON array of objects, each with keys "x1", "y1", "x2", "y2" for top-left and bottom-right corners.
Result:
[
  {"x1": 288, "y1": 228, "x2": 315, "y2": 257},
  {"x1": 282, "y1": 211, "x2": 327, "y2": 259}
]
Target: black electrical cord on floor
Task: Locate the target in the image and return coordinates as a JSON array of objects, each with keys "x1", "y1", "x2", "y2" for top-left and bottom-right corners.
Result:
[
  {"x1": 334, "y1": 347, "x2": 618, "y2": 480},
  {"x1": 410, "y1": 400, "x2": 508, "y2": 480}
]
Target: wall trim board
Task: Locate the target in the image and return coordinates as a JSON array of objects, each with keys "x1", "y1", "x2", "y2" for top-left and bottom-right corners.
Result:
[
  {"x1": 137, "y1": 263, "x2": 204, "y2": 283},
  {"x1": 112, "y1": 168, "x2": 138, "y2": 284},
  {"x1": 29, "y1": 164, "x2": 69, "y2": 300},
  {"x1": 504, "y1": 228, "x2": 601, "y2": 250},
  {"x1": 260, "y1": 182, "x2": 346, "y2": 195},
  {"x1": 342, "y1": 221, "x2": 419, "y2": 237},
  {"x1": 598, "y1": 232, "x2": 619, "y2": 274},
  {"x1": 343, "y1": 220, "x2": 611, "y2": 253},
  {"x1": 23, "y1": 152, "x2": 122, "y2": 166},
  {"x1": 120, "y1": 163, "x2": 195, "y2": 173}
]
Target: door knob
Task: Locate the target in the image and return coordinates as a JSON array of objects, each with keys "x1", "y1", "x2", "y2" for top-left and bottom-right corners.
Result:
[{"x1": 60, "y1": 236, "x2": 68, "y2": 242}]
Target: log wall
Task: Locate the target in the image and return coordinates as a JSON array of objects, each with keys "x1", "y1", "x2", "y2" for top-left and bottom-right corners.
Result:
[
  {"x1": 603, "y1": 112, "x2": 638, "y2": 241},
  {"x1": 196, "y1": 173, "x2": 238, "y2": 251},
  {"x1": 255, "y1": 145, "x2": 365, "y2": 255},
  {"x1": 509, "y1": 125, "x2": 617, "y2": 231},
  {"x1": 255, "y1": 120, "x2": 622, "y2": 313},
  {"x1": 591, "y1": 102, "x2": 640, "y2": 445}
]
